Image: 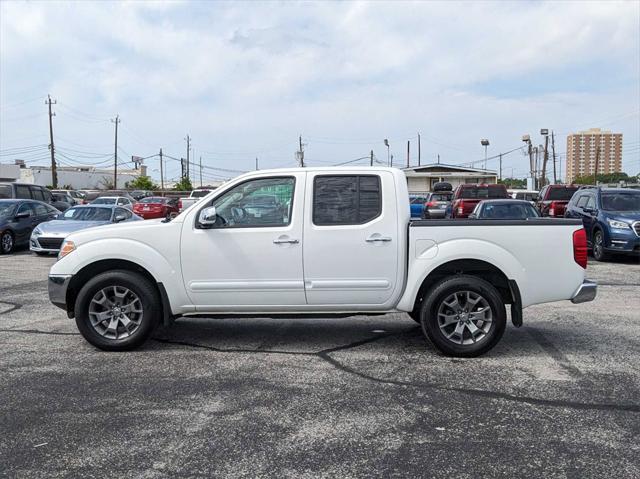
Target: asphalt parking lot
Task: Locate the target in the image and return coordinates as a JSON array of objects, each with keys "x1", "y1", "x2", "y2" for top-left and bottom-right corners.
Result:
[{"x1": 1, "y1": 249, "x2": 639, "y2": 478}]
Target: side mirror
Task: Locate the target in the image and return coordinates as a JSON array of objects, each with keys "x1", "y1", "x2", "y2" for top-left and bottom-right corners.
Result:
[
  {"x1": 583, "y1": 207, "x2": 595, "y2": 215},
  {"x1": 114, "y1": 214, "x2": 127, "y2": 223},
  {"x1": 468, "y1": 213, "x2": 478, "y2": 219},
  {"x1": 15, "y1": 211, "x2": 30, "y2": 219},
  {"x1": 199, "y1": 206, "x2": 217, "y2": 227}
]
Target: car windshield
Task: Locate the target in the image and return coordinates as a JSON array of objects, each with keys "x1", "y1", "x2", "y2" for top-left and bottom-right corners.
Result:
[
  {"x1": 191, "y1": 190, "x2": 210, "y2": 198},
  {"x1": 481, "y1": 203, "x2": 540, "y2": 219},
  {"x1": 431, "y1": 193, "x2": 452, "y2": 201},
  {"x1": 62, "y1": 207, "x2": 112, "y2": 221},
  {"x1": 460, "y1": 186, "x2": 507, "y2": 199},
  {"x1": 139, "y1": 197, "x2": 166, "y2": 204},
  {"x1": 547, "y1": 187, "x2": 579, "y2": 201},
  {"x1": 0, "y1": 201, "x2": 18, "y2": 218},
  {"x1": 93, "y1": 198, "x2": 116, "y2": 204},
  {"x1": 601, "y1": 192, "x2": 640, "y2": 212}
]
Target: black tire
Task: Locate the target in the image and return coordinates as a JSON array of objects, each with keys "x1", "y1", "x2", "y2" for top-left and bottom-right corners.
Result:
[
  {"x1": 419, "y1": 275, "x2": 506, "y2": 357},
  {"x1": 74, "y1": 270, "x2": 160, "y2": 351},
  {"x1": 408, "y1": 310, "x2": 421, "y2": 323},
  {"x1": 592, "y1": 229, "x2": 609, "y2": 262},
  {"x1": 0, "y1": 230, "x2": 14, "y2": 254}
]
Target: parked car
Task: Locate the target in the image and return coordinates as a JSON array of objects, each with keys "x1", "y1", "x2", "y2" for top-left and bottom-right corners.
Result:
[
  {"x1": 564, "y1": 187, "x2": 640, "y2": 261},
  {"x1": 536, "y1": 184, "x2": 580, "y2": 217},
  {"x1": 410, "y1": 195, "x2": 427, "y2": 218},
  {"x1": 448, "y1": 183, "x2": 509, "y2": 218},
  {"x1": 91, "y1": 196, "x2": 135, "y2": 211},
  {"x1": 0, "y1": 199, "x2": 59, "y2": 254},
  {"x1": 507, "y1": 189, "x2": 539, "y2": 205},
  {"x1": 0, "y1": 182, "x2": 55, "y2": 205},
  {"x1": 131, "y1": 190, "x2": 154, "y2": 201},
  {"x1": 469, "y1": 199, "x2": 540, "y2": 220},
  {"x1": 51, "y1": 192, "x2": 74, "y2": 211},
  {"x1": 422, "y1": 191, "x2": 453, "y2": 219},
  {"x1": 52, "y1": 189, "x2": 85, "y2": 205},
  {"x1": 132, "y1": 196, "x2": 180, "y2": 220},
  {"x1": 179, "y1": 188, "x2": 215, "y2": 212},
  {"x1": 48, "y1": 167, "x2": 595, "y2": 357},
  {"x1": 30, "y1": 205, "x2": 142, "y2": 255}
]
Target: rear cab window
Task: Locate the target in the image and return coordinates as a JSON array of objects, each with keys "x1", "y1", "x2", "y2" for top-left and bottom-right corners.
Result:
[
  {"x1": 547, "y1": 187, "x2": 579, "y2": 201},
  {"x1": 458, "y1": 185, "x2": 508, "y2": 199},
  {"x1": 313, "y1": 175, "x2": 381, "y2": 225}
]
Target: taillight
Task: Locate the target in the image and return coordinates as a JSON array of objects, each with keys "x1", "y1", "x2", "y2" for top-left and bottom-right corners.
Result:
[
  {"x1": 573, "y1": 229, "x2": 587, "y2": 269},
  {"x1": 178, "y1": 200, "x2": 183, "y2": 209},
  {"x1": 426, "y1": 201, "x2": 437, "y2": 207},
  {"x1": 457, "y1": 200, "x2": 464, "y2": 216},
  {"x1": 549, "y1": 201, "x2": 560, "y2": 217}
]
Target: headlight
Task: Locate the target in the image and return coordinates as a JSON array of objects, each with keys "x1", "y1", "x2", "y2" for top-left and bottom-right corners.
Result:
[
  {"x1": 58, "y1": 240, "x2": 76, "y2": 259},
  {"x1": 607, "y1": 219, "x2": 630, "y2": 229},
  {"x1": 32, "y1": 227, "x2": 42, "y2": 236}
]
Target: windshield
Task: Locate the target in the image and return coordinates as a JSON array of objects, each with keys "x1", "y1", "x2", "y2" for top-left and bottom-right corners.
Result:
[
  {"x1": 460, "y1": 186, "x2": 507, "y2": 199},
  {"x1": 92, "y1": 198, "x2": 116, "y2": 205},
  {"x1": 601, "y1": 192, "x2": 640, "y2": 212},
  {"x1": 430, "y1": 193, "x2": 452, "y2": 201},
  {"x1": 62, "y1": 207, "x2": 112, "y2": 221},
  {"x1": 0, "y1": 201, "x2": 18, "y2": 218},
  {"x1": 481, "y1": 202, "x2": 540, "y2": 219},
  {"x1": 191, "y1": 190, "x2": 210, "y2": 198},
  {"x1": 139, "y1": 197, "x2": 166, "y2": 204},
  {"x1": 547, "y1": 187, "x2": 578, "y2": 201}
]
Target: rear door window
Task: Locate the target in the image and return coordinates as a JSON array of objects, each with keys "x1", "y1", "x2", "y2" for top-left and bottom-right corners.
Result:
[
  {"x1": 16, "y1": 185, "x2": 31, "y2": 199},
  {"x1": 0, "y1": 185, "x2": 12, "y2": 198},
  {"x1": 313, "y1": 175, "x2": 381, "y2": 226},
  {"x1": 576, "y1": 195, "x2": 589, "y2": 208},
  {"x1": 30, "y1": 187, "x2": 45, "y2": 201},
  {"x1": 33, "y1": 203, "x2": 49, "y2": 217}
]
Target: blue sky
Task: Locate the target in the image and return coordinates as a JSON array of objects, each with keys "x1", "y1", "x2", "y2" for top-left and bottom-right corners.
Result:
[{"x1": 1, "y1": 0, "x2": 639, "y2": 184}]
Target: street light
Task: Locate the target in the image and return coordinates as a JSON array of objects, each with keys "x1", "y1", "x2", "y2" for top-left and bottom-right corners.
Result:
[
  {"x1": 384, "y1": 139, "x2": 390, "y2": 166},
  {"x1": 480, "y1": 139, "x2": 490, "y2": 169}
]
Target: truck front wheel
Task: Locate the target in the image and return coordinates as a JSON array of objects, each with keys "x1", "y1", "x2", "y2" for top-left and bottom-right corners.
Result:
[
  {"x1": 74, "y1": 270, "x2": 160, "y2": 351},
  {"x1": 419, "y1": 275, "x2": 506, "y2": 357}
]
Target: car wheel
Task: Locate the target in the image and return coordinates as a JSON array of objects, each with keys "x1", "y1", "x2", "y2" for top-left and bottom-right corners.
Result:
[
  {"x1": 419, "y1": 275, "x2": 506, "y2": 357},
  {"x1": 74, "y1": 270, "x2": 161, "y2": 351},
  {"x1": 0, "y1": 231, "x2": 14, "y2": 254},
  {"x1": 592, "y1": 229, "x2": 609, "y2": 262}
]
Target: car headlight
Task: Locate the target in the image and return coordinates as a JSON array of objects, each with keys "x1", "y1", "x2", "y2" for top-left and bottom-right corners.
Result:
[
  {"x1": 32, "y1": 227, "x2": 43, "y2": 236},
  {"x1": 607, "y1": 219, "x2": 630, "y2": 229},
  {"x1": 58, "y1": 240, "x2": 76, "y2": 259}
]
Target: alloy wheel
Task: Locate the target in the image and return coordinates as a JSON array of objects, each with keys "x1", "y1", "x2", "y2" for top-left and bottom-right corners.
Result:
[
  {"x1": 88, "y1": 286, "x2": 144, "y2": 340},
  {"x1": 594, "y1": 232, "x2": 603, "y2": 259},
  {"x1": 437, "y1": 290, "x2": 493, "y2": 345},
  {"x1": 1, "y1": 232, "x2": 13, "y2": 253}
]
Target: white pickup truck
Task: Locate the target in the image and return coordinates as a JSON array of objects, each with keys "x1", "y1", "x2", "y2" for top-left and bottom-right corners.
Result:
[
  {"x1": 179, "y1": 188, "x2": 214, "y2": 212},
  {"x1": 48, "y1": 167, "x2": 596, "y2": 357}
]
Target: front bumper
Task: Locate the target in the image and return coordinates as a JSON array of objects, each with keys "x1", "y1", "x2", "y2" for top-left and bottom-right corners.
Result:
[
  {"x1": 571, "y1": 279, "x2": 597, "y2": 304},
  {"x1": 48, "y1": 275, "x2": 72, "y2": 311}
]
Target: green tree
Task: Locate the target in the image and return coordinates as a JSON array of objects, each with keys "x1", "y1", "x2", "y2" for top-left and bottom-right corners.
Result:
[
  {"x1": 126, "y1": 175, "x2": 158, "y2": 190},
  {"x1": 498, "y1": 177, "x2": 527, "y2": 189},
  {"x1": 173, "y1": 177, "x2": 193, "y2": 191},
  {"x1": 572, "y1": 172, "x2": 631, "y2": 185}
]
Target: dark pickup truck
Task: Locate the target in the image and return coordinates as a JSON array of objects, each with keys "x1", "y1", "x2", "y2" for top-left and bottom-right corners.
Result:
[{"x1": 536, "y1": 185, "x2": 580, "y2": 217}]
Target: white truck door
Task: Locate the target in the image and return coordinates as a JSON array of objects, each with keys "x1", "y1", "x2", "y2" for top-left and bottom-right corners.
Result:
[
  {"x1": 303, "y1": 171, "x2": 400, "y2": 308},
  {"x1": 181, "y1": 173, "x2": 306, "y2": 309}
]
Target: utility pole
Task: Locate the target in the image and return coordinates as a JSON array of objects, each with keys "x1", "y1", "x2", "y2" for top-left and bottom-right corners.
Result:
[
  {"x1": 406, "y1": 140, "x2": 410, "y2": 168},
  {"x1": 185, "y1": 135, "x2": 191, "y2": 181},
  {"x1": 111, "y1": 115, "x2": 120, "y2": 189},
  {"x1": 297, "y1": 135, "x2": 305, "y2": 167},
  {"x1": 199, "y1": 156, "x2": 202, "y2": 187},
  {"x1": 45, "y1": 95, "x2": 57, "y2": 188},
  {"x1": 437, "y1": 153, "x2": 440, "y2": 164},
  {"x1": 499, "y1": 153, "x2": 503, "y2": 181},
  {"x1": 418, "y1": 133, "x2": 421, "y2": 166},
  {"x1": 255, "y1": 157, "x2": 259, "y2": 170},
  {"x1": 390, "y1": 154, "x2": 394, "y2": 167},
  {"x1": 370, "y1": 150, "x2": 374, "y2": 166},
  {"x1": 551, "y1": 131, "x2": 557, "y2": 184},
  {"x1": 159, "y1": 148, "x2": 164, "y2": 191},
  {"x1": 541, "y1": 131, "x2": 550, "y2": 187}
]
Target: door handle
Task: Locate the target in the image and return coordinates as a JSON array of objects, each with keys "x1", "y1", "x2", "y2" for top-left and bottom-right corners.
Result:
[
  {"x1": 366, "y1": 235, "x2": 392, "y2": 243},
  {"x1": 273, "y1": 238, "x2": 299, "y2": 244}
]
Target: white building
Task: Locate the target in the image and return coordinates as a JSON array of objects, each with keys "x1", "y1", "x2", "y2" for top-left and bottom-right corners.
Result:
[
  {"x1": 402, "y1": 164, "x2": 498, "y2": 194},
  {"x1": 0, "y1": 161, "x2": 145, "y2": 189}
]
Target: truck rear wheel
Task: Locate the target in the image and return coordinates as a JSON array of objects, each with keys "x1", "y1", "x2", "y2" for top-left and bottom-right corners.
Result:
[
  {"x1": 74, "y1": 270, "x2": 160, "y2": 351},
  {"x1": 419, "y1": 275, "x2": 506, "y2": 357}
]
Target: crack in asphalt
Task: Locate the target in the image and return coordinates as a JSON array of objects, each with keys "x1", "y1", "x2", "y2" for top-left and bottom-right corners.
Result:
[
  {"x1": 0, "y1": 301, "x2": 22, "y2": 316},
  {"x1": 0, "y1": 280, "x2": 49, "y2": 295}
]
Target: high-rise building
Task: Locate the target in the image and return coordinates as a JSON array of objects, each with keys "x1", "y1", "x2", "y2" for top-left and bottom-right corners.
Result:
[{"x1": 566, "y1": 128, "x2": 622, "y2": 183}]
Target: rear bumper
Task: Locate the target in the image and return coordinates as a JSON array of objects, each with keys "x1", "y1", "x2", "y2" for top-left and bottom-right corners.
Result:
[
  {"x1": 571, "y1": 279, "x2": 597, "y2": 304},
  {"x1": 48, "y1": 275, "x2": 72, "y2": 311}
]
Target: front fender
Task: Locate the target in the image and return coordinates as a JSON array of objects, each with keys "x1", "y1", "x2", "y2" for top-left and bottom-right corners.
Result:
[{"x1": 50, "y1": 238, "x2": 191, "y2": 315}]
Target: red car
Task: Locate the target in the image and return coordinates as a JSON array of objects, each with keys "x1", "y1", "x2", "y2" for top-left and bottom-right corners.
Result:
[
  {"x1": 535, "y1": 184, "x2": 580, "y2": 217},
  {"x1": 449, "y1": 183, "x2": 509, "y2": 218},
  {"x1": 132, "y1": 196, "x2": 180, "y2": 220}
]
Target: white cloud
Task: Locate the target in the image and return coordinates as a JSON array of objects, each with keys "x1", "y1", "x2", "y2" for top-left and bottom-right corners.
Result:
[{"x1": 1, "y1": 0, "x2": 638, "y2": 179}]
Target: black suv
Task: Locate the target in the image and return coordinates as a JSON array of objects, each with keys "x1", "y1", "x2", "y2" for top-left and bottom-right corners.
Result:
[{"x1": 0, "y1": 182, "x2": 55, "y2": 204}]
